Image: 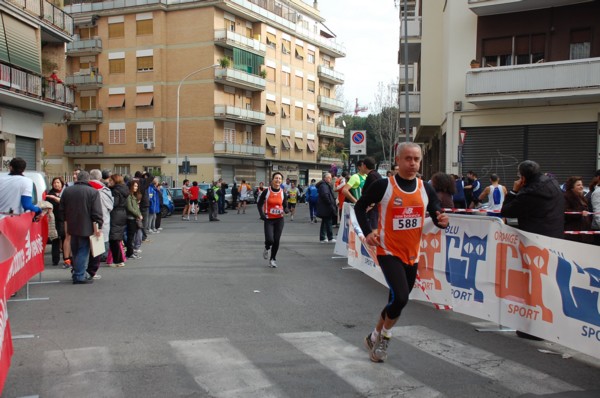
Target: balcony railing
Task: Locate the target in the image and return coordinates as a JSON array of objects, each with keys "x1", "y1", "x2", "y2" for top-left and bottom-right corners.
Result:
[
  {"x1": 7, "y1": 0, "x2": 73, "y2": 36},
  {"x1": 399, "y1": 64, "x2": 416, "y2": 83},
  {"x1": 69, "y1": 109, "x2": 103, "y2": 124},
  {"x1": 468, "y1": 0, "x2": 585, "y2": 16},
  {"x1": 214, "y1": 105, "x2": 266, "y2": 125},
  {"x1": 214, "y1": 141, "x2": 265, "y2": 156},
  {"x1": 398, "y1": 92, "x2": 421, "y2": 113},
  {"x1": 215, "y1": 68, "x2": 266, "y2": 91},
  {"x1": 65, "y1": 73, "x2": 103, "y2": 88},
  {"x1": 317, "y1": 96, "x2": 344, "y2": 113},
  {"x1": 64, "y1": 143, "x2": 104, "y2": 154},
  {"x1": 0, "y1": 62, "x2": 75, "y2": 107},
  {"x1": 317, "y1": 123, "x2": 344, "y2": 138},
  {"x1": 317, "y1": 65, "x2": 345, "y2": 85},
  {"x1": 465, "y1": 58, "x2": 600, "y2": 105},
  {"x1": 66, "y1": 38, "x2": 102, "y2": 56},
  {"x1": 215, "y1": 29, "x2": 266, "y2": 56}
]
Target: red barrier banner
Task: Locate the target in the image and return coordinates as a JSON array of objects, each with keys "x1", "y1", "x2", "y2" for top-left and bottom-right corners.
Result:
[{"x1": 0, "y1": 213, "x2": 47, "y2": 393}]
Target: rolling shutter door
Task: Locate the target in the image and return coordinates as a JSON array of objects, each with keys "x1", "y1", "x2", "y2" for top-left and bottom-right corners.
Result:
[
  {"x1": 2, "y1": 13, "x2": 41, "y2": 74},
  {"x1": 461, "y1": 126, "x2": 524, "y2": 183},
  {"x1": 527, "y1": 123, "x2": 597, "y2": 184},
  {"x1": 220, "y1": 164, "x2": 234, "y2": 184},
  {"x1": 16, "y1": 136, "x2": 37, "y2": 170}
]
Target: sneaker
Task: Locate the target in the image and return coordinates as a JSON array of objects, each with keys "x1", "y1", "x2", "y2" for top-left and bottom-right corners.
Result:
[
  {"x1": 372, "y1": 335, "x2": 391, "y2": 362},
  {"x1": 157, "y1": 227, "x2": 163, "y2": 231},
  {"x1": 116, "y1": 262, "x2": 125, "y2": 268},
  {"x1": 63, "y1": 258, "x2": 72, "y2": 269},
  {"x1": 128, "y1": 254, "x2": 142, "y2": 260},
  {"x1": 364, "y1": 333, "x2": 376, "y2": 352},
  {"x1": 263, "y1": 248, "x2": 269, "y2": 260},
  {"x1": 269, "y1": 260, "x2": 277, "y2": 268},
  {"x1": 320, "y1": 240, "x2": 327, "y2": 244},
  {"x1": 290, "y1": 216, "x2": 294, "y2": 221},
  {"x1": 329, "y1": 239, "x2": 337, "y2": 243},
  {"x1": 86, "y1": 273, "x2": 102, "y2": 281},
  {"x1": 134, "y1": 249, "x2": 142, "y2": 254}
]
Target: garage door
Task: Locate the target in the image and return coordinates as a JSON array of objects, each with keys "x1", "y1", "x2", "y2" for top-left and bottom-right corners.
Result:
[
  {"x1": 461, "y1": 126, "x2": 525, "y2": 183},
  {"x1": 16, "y1": 136, "x2": 37, "y2": 171},
  {"x1": 527, "y1": 123, "x2": 597, "y2": 184}
]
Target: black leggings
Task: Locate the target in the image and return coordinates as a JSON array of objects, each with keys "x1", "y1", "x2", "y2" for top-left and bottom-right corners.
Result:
[
  {"x1": 264, "y1": 217, "x2": 284, "y2": 260},
  {"x1": 377, "y1": 255, "x2": 418, "y2": 320}
]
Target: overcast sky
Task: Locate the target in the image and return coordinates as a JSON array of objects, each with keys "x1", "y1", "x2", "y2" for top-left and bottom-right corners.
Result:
[{"x1": 317, "y1": 0, "x2": 400, "y2": 115}]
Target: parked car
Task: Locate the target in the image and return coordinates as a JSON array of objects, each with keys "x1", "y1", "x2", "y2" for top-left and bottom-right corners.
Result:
[
  {"x1": 169, "y1": 188, "x2": 208, "y2": 213},
  {"x1": 224, "y1": 187, "x2": 256, "y2": 209}
]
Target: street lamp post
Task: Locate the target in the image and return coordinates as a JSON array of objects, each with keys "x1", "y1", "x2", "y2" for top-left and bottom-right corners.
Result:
[{"x1": 176, "y1": 63, "x2": 219, "y2": 187}]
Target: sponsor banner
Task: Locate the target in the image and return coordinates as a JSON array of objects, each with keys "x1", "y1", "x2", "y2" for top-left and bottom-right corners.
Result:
[
  {"x1": 0, "y1": 213, "x2": 47, "y2": 393},
  {"x1": 335, "y1": 204, "x2": 600, "y2": 360}
]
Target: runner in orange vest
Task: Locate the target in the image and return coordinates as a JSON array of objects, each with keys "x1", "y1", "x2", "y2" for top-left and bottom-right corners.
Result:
[
  {"x1": 257, "y1": 172, "x2": 289, "y2": 268},
  {"x1": 354, "y1": 142, "x2": 449, "y2": 363}
]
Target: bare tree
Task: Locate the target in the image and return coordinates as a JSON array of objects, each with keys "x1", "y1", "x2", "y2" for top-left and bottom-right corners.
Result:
[{"x1": 372, "y1": 80, "x2": 400, "y2": 165}]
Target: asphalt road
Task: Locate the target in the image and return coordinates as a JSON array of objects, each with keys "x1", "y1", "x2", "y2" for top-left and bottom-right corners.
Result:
[{"x1": 3, "y1": 205, "x2": 600, "y2": 398}]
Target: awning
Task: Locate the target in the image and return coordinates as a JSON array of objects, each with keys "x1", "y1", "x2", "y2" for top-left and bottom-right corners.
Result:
[
  {"x1": 295, "y1": 46, "x2": 305, "y2": 58},
  {"x1": 282, "y1": 42, "x2": 291, "y2": 54},
  {"x1": 266, "y1": 101, "x2": 276, "y2": 115},
  {"x1": 307, "y1": 110, "x2": 316, "y2": 121},
  {"x1": 107, "y1": 94, "x2": 125, "y2": 108},
  {"x1": 135, "y1": 92, "x2": 153, "y2": 107},
  {"x1": 266, "y1": 135, "x2": 277, "y2": 147},
  {"x1": 281, "y1": 137, "x2": 291, "y2": 150},
  {"x1": 266, "y1": 33, "x2": 276, "y2": 45},
  {"x1": 294, "y1": 139, "x2": 304, "y2": 151},
  {"x1": 307, "y1": 140, "x2": 316, "y2": 152}
]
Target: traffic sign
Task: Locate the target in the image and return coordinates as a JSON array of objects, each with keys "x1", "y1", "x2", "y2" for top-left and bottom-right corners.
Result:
[
  {"x1": 350, "y1": 130, "x2": 367, "y2": 155},
  {"x1": 459, "y1": 130, "x2": 467, "y2": 145}
]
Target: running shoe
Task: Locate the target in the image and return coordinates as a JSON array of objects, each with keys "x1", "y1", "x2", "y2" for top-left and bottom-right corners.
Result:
[
  {"x1": 329, "y1": 239, "x2": 337, "y2": 243},
  {"x1": 263, "y1": 248, "x2": 269, "y2": 260},
  {"x1": 364, "y1": 333, "x2": 376, "y2": 352},
  {"x1": 372, "y1": 335, "x2": 391, "y2": 362},
  {"x1": 269, "y1": 260, "x2": 277, "y2": 268}
]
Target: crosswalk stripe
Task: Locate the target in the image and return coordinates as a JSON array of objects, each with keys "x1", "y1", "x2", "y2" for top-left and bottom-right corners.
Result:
[
  {"x1": 394, "y1": 325, "x2": 581, "y2": 395},
  {"x1": 279, "y1": 331, "x2": 444, "y2": 398},
  {"x1": 170, "y1": 338, "x2": 286, "y2": 398},
  {"x1": 42, "y1": 347, "x2": 123, "y2": 398}
]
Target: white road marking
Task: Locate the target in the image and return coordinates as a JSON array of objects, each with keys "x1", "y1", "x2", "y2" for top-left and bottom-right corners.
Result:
[
  {"x1": 170, "y1": 338, "x2": 286, "y2": 398},
  {"x1": 395, "y1": 325, "x2": 580, "y2": 395},
  {"x1": 280, "y1": 331, "x2": 444, "y2": 398}
]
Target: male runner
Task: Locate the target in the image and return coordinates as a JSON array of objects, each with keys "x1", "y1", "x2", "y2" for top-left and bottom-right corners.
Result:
[{"x1": 354, "y1": 142, "x2": 449, "y2": 363}]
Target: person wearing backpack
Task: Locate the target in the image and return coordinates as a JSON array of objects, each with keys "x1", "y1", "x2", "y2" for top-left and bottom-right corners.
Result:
[{"x1": 478, "y1": 174, "x2": 507, "y2": 213}]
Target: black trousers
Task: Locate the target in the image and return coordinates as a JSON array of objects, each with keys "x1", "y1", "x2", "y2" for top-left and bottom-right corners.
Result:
[
  {"x1": 377, "y1": 255, "x2": 418, "y2": 320},
  {"x1": 126, "y1": 219, "x2": 138, "y2": 257},
  {"x1": 264, "y1": 217, "x2": 284, "y2": 260}
]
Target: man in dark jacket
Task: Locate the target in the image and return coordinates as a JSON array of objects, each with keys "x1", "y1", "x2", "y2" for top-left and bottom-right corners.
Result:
[
  {"x1": 500, "y1": 160, "x2": 564, "y2": 341},
  {"x1": 316, "y1": 173, "x2": 337, "y2": 243},
  {"x1": 135, "y1": 171, "x2": 152, "y2": 241},
  {"x1": 501, "y1": 160, "x2": 564, "y2": 239},
  {"x1": 61, "y1": 171, "x2": 103, "y2": 284}
]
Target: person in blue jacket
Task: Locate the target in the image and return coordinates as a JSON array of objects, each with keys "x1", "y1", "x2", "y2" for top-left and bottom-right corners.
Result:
[{"x1": 305, "y1": 179, "x2": 319, "y2": 223}]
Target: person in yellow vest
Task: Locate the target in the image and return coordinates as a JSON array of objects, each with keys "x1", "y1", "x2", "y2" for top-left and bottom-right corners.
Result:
[
  {"x1": 354, "y1": 142, "x2": 449, "y2": 363},
  {"x1": 287, "y1": 182, "x2": 299, "y2": 221},
  {"x1": 257, "y1": 172, "x2": 289, "y2": 268}
]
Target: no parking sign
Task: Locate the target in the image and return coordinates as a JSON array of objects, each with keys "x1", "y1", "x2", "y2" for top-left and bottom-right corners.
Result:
[{"x1": 350, "y1": 130, "x2": 367, "y2": 155}]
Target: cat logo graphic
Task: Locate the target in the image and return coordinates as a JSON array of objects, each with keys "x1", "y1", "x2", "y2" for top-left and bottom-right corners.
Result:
[
  {"x1": 446, "y1": 233, "x2": 487, "y2": 302},
  {"x1": 495, "y1": 242, "x2": 553, "y2": 323},
  {"x1": 419, "y1": 231, "x2": 442, "y2": 290},
  {"x1": 556, "y1": 257, "x2": 600, "y2": 326}
]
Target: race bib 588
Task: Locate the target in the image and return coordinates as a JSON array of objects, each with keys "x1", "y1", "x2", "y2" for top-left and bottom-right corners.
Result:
[{"x1": 392, "y1": 206, "x2": 424, "y2": 230}]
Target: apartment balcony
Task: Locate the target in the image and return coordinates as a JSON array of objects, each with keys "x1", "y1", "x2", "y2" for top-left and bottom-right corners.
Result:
[
  {"x1": 468, "y1": 0, "x2": 589, "y2": 16},
  {"x1": 399, "y1": 64, "x2": 416, "y2": 83},
  {"x1": 214, "y1": 29, "x2": 266, "y2": 56},
  {"x1": 6, "y1": 0, "x2": 74, "y2": 39},
  {"x1": 66, "y1": 38, "x2": 102, "y2": 57},
  {"x1": 68, "y1": 109, "x2": 103, "y2": 124},
  {"x1": 398, "y1": 92, "x2": 421, "y2": 113},
  {"x1": 64, "y1": 143, "x2": 104, "y2": 155},
  {"x1": 65, "y1": 72, "x2": 103, "y2": 90},
  {"x1": 214, "y1": 105, "x2": 265, "y2": 125},
  {"x1": 465, "y1": 58, "x2": 600, "y2": 107},
  {"x1": 317, "y1": 96, "x2": 344, "y2": 113},
  {"x1": 317, "y1": 65, "x2": 345, "y2": 85},
  {"x1": 214, "y1": 141, "x2": 265, "y2": 157},
  {"x1": 0, "y1": 62, "x2": 74, "y2": 122},
  {"x1": 317, "y1": 123, "x2": 344, "y2": 139},
  {"x1": 215, "y1": 68, "x2": 266, "y2": 92},
  {"x1": 399, "y1": 18, "x2": 421, "y2": 38}
]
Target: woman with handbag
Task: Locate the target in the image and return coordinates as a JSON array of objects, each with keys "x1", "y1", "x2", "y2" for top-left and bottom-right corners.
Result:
[{"x1": 126, "y1": 180, "x2": 143, "y2": 260}]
